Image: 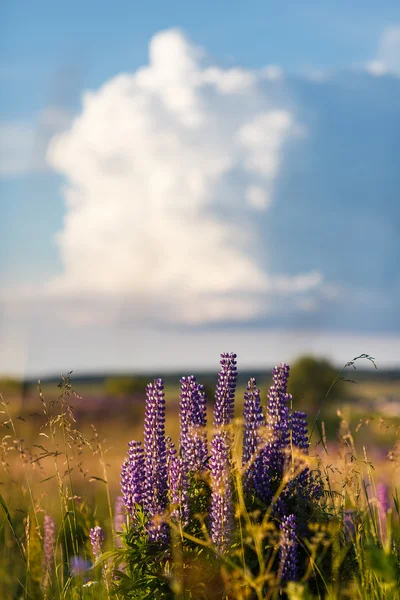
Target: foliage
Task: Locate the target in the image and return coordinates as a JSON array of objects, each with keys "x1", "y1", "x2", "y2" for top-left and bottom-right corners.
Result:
[
  {"x1": 105, "y1": 376, "x2": 145, "y2": 397},
  {"x1": 287, "y1": 355, "x2": 346, "y2": 412}
]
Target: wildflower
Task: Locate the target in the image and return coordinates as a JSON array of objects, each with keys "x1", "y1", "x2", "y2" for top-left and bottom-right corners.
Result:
[
  {"x1": 377, "y1": 482, "x2": 390, "y2": 514},
  {"x1": 70, "y1": 555, "x2": 91, "y2": 577},
  {"x1": 120, "y1": 440, "x2": 144, "y2": 518},
  {"x1": 344, "y1": 509, "x2": 356, "y2": 541},
  {"x1": 279, "y1": 514, "x2": 299, "y2": 582},
  {"x1": 143, "y1": 379, "x2": 169, "y2": 544},
  {"x1": 266, "y1": 363, "x2": 291, "y2": 455},
  {"x1": 377, "y1": 483, "x2": 390, "y2": 542},
  {"x1": 166, "y1": 436, "x2": 189, "y2": 525},
  {"x1": 89, "y1": 526, "x2": 105, "y2": 562},
  {"x1": 43, "y1": 514, "x2": 56, "y2": 585},
  {"x1": 210, "y1": 353, "x2": 237, "y2": 553},
  {"x1": 252, "y1": 364, "x2": 292, "y2": 504},
  {"x1": 242, "y1": 378, "x2": 265, "y2": 491},
  {"x1": 210, "y1": 432, "x2": 234, "y2": 554},
  {"x1": 89, "y1": 526, "x2": 109, "y2": 586},
  {"x1": 213, "y1": 352, "x2": 237, "y2": 428},
  {"x1": 290, "y1": 411, "x2": 310, "y2": 492},
  {"x1": 180, "y1": 376, "x2": 208, "y2": 473}
]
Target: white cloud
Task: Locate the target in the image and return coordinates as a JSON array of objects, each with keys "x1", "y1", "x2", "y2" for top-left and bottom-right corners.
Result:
[
  {"x1": 260, "y1": 65, "x2": 283, "y2": 81},
  {"x1": 0, "y1": 107, "x2": 71, "y2": 177},
  {"x1": 44, "y1": 29, "x2": 323, "y2": 325},
  {"x1": 245, "y1": 185, "x2": 271, "y2": 210},
  {"x1": 366, "y1": 25, "x2": 400, "y2": 76}
]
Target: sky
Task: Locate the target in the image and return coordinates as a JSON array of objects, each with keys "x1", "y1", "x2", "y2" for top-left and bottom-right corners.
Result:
[{"x1": 1, "y1": 1, "x2": 400, "y2": 377}]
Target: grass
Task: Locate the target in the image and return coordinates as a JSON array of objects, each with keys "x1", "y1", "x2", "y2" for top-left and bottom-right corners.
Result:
[{"x1": 1, "y1": 364, "x2": 400, "y2": 599}]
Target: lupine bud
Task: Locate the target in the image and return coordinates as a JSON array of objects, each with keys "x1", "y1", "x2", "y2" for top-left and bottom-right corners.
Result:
[
  {"x1": 121, "y1": 440, "x2": 144, "y2": 518},
  {"x1": 210, "y1": 432, "x2": 234, "y2": 554},
  {"x1": 43, "y1": 515, "x2": 56, "y2": 581},
  {"x1": 143, "y1": 379, "x2": 169, "y2": 544},
  {"x1": 279, "y1": 514, "x2": 299, "y2": 582},
  {"x1": 89, "y1": 526, "x2": 105, "y2": 561}
]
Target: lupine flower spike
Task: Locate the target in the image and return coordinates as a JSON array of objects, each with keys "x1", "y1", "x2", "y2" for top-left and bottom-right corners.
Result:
[
  {"x1": 89, "y1": 525, "x2": 105, "y2": 562},
  {"x1": 279, "y1": 514, "x2": 299, "y2": 582},
  {"x1": 121, "y1": 440, "x2": 144, "y2": 519},
  {"x1": 290, "y1": 411, "x2": 310, "y2": 492},
  {"x1": 43, "y1": 514, "x2": 56, "y2": 590},
  {"x1": 143, "y1": 379, "x2": 169, "y2": 544},
  {"x1": 180, "y1": 376, "x2": 208, "y2": 473},
  {"x1": 89, "y1": 526, "x2": 107, "y2": 585},
  {"x1": 210, "y1": 353, "x2": 237, "y2": 553},
  {"x1": 166, "y1": 436, "x2": 189, "y2": 525},
  {"x1": 242, "y1": 377, "x2": 265, "y2": 492},
  {"x1": 377, "y1": 483, "x2": 390, "y2": 543},
  {"x1": 252, "y1": 364, "x2": 291, "y2": 505}
]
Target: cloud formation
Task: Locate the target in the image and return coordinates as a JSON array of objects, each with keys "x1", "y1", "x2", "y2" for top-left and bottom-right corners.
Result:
[
  {"x1": 47, "y1": 29, "x2": 322, "y2": 325},
  {"x1": 366, "y1": 25, "x2": 400, "y2": 76},
  {"x1": 0, "y1": 108, "x2": 71, "y2": 177}
]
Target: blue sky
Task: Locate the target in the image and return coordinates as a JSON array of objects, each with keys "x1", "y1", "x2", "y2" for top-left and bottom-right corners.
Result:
[{"x1": 1, "y1": 2, "x2": 400, "y2": 376}]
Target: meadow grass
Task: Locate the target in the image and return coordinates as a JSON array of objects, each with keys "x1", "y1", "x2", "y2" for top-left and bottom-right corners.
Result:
[{"x1": 0, "y1": 358, "x2": 399, "y2": 600}]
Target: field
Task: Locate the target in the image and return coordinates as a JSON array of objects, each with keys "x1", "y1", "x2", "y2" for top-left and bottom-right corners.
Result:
[{"x1": 1, "y1": 356, "x2": 400, "y2": 599}]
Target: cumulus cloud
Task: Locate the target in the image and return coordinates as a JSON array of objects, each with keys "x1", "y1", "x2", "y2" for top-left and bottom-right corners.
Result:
[
  {"x1": 0, "y1": 107, "x2": 71, "y2": 177},
  {"x1": 46, "y1": 29, "x2": 323, "y2": 325},
  {"x1": 366, "y1": 25, "x2": 400, "y2": 76}
]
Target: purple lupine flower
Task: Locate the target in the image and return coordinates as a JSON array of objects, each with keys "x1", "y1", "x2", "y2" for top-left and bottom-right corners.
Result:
[
  {"x1": 266, "y1": 363, "x2": 291, "y2": 453},
  {"x1": 191, "y1": 383, "x2": 208, "y2": 472},
  {"x1": 180, "y1": 376, "x2": 198, "y2": 471},
  {"x1": 251, "y1": 441, "x2": 274, "y2": 504},
  {"x1": 279, "y1": 514, "x2": 299, "y2": 582},
  {"x1": 209, "y1": 353, "x2": 237, "y2": 552},
  {"x1": 213, "y1": 353, "x2": 238, "y2": 428},
  {"x1": 242, "y1": 378, "x2": 264, "y2": 466},
  {"x1": 210, "y1": 432, "x2": 234, "y2": 554},
  {"x1": 290, "y1": 411, "x2": 310, "y2": 491},
  {"x1": 242, "y1": 378, "x2": 265, "y2": 491},
  {"x1": 70, "y1": 555, "x2": 91, "y2": 577},
  {"x1": 114, "y1": 496, "x2": 125, "y2": 547},
  {"x1": 252, "y1": 364, "x2": 292, "y2": 504},
  {"x1": 377, "y1": 483, "x2": 390, "y2": 515},
  {"x1": 143, "y1": 379, "x2": 169, "y2": 544},
  {"x1": 166, "y1": 436, "x2": 189, "y2": 525},
  {"x1": 89, "y1": 526, "x2": 105, "y2": 561},
  {"x1": 120, "y1": 440, "x2": 144, "y2": 518},
  {"x1": 377, "y1": 483, "x2": 390, "y2": 542},
  {"x1": 344, "y1": 509, "x2": 356, "y2": 541},
  {"x1": 180, "y1": 376, "x2": 208, "y2": 473},
  {"x1": 43, "y1": 514, "x2": 56, "y2": 580}
]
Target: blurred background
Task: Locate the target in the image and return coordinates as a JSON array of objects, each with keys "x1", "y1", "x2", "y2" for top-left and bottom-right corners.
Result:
[{"x1": 1, "y1": 1, "x2": 400, "y2": 499}]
